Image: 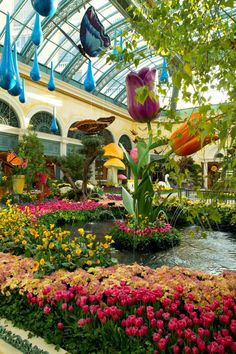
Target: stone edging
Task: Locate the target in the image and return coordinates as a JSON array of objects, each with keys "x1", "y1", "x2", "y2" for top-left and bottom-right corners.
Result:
[{"x1": 0, "y1": 318, "x2": 68, "y2": 354}]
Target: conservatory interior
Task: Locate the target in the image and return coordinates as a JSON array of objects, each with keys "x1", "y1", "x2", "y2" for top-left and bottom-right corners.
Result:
[{"x1": 0, "y1": 0, "x2": 235, "y2": 353}]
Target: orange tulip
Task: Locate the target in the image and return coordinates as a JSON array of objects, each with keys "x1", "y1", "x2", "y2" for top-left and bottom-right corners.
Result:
[{"x1": 170, "y1": 112, "x2": 218, "y2": 156}]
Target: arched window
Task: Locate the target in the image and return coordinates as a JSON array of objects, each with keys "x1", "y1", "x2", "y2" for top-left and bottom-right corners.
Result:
[
  {"x1": 67, "y1": 122, "x2": 84, "y2": 140},
  {"x1": 30, "y1": 111, "x2": 61, "y2": 136},
  {"x1": 0, "y1": 100, "x2": 20, "y2": 127},
  {"x1": 118, "y1": 134, "x2": 132, "y2": 152}
]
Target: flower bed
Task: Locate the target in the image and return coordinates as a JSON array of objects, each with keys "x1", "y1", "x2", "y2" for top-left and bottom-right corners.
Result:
[
  {"x1": 18, "y1": 199, "x2": 103, "y2": 219},
  {"x1": 0, "y1": 205, "x2": 115, "y2": 276},
  {"x1": 109, "y1": 220, "x2": 181, "y2": 251},
  {"x1": 0, "y1": 253, "x2": 235, "y2": 354}
]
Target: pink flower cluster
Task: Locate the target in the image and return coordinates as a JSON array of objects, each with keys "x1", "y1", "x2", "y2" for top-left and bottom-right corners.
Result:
[
  {"x1": 26, "y1": 283, "x2": 236, "y2": 353},
  {"x1": 18, "y1": 199, "x2": 103, "y2": 218},
  {"x1": 115, "y1": 220, "x2": 172, "y2": 236}
]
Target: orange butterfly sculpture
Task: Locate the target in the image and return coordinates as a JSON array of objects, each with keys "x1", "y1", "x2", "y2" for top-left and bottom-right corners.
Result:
[{"x1": 6, "y1": 151, "x2": 28, "y2": 169}]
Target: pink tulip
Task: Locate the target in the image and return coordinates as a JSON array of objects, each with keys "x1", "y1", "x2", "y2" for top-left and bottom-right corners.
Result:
[{"x1": 130, "y1": 147, "x2": 138, "y2": 163}]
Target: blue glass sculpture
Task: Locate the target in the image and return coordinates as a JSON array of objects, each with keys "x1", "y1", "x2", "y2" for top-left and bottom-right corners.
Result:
[
  {"x1": 50, "y1": 107, "x2": 58, "y2": 133},
  {"x1": 84, "y1": 60, "x2": 95, "y2": 92},
  {"x1": 48, "y1": 61, "x2": 56, "y2": 91},
  {"x1": 160, "y1": 57, "x2": 169, "y2": 83},
  {"x1": 8, "y1": 43, "x2": 22, "y2": 96},
  {"x1": 112, "y1": 30, "x2": 118, "y2": 56},
  {"x1": 30, "y1": 47, "x2": 41, "y2": 81},
  {"x1": 119, "y1": 31, "x2": 124, "y2": 59},
  {"x1": 19, "y1": 79, "x2": 26, "y2": 103},
  {"x1": 0, "y1": 14, "x2": 16, "y2": 90},
  {"x1": 31, "y1": 0, "x2": 58, "y2": 17},
  {"x1": 31, "y1": 13, "x2": 43, "y2": 46}
]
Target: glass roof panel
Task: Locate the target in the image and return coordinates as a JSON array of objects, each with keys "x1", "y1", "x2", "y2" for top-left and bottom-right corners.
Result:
[{"x1": 1, "y1": 0, "x2": 233, "y2": 108}]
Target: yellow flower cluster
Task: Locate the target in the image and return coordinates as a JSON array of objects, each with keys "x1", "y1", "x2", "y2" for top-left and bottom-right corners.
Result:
[{"x1": 0, "y1": 205, "x2": 116, "y2": 276}]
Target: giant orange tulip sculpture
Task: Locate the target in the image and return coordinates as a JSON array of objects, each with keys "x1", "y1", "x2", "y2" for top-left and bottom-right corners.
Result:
[{"x1": 170, "y1": 112, "x2": 219, "y2": 156}]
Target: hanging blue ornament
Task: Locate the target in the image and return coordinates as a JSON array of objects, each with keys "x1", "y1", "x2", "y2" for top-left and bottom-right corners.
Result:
[
  {"x1": 31, "y1": 0, "x2": 58, "y2": 17},
  {"x1": 31, "y1": 13, "x2": 43, "y2": 46},
  {"x1": 112, "y1": 30, "x2": 118, "y2": 56},
  {"x1": 8, "y1": 43, "x2": 22, "y2": 96},
  {"x1": 19, "y1": 79, "x2": 26, "y2": 103},
  {"x1": 84, "y1": 60, "x2": 95, "y2": 92},
  {"x1": 160, "y1": 57, "x2": 169, "y2": 83},
  {"x1": 30, "y1": 47, "x2": 41, "y2": 81},
  {"x1": 48, "y1": 61, "x2": 56, "y2": 91},
  {"x1": 50, "y1": 107, "x2": 58, "y2": 133},
  {"x1": 0, "y1": 14, "x2": 17, "y2": 90}
]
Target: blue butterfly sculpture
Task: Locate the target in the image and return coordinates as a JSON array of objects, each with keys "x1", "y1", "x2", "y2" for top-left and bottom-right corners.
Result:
[{"x1": 53, "y1": 6, "x2": 110, "y2": 60}]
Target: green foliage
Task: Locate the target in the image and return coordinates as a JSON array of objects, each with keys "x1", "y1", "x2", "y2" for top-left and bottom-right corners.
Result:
[
  {"x1": 17, "y1": 128, "x2": 46, "y2": 188},
  {"x1": 56, "y1": 151, "x2": 84, "y2": 182}
]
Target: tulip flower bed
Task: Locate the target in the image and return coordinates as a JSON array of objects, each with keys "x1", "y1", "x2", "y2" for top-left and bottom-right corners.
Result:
[
  {"x1": 0, "y1": 253, "x2": 235, "y2": 354},
  {"x1": 109, "y1": 220, "x2": 181, "y2": 251},
  {"x1": 0, "y1": 205, "x2": 116, "y2": 277}
]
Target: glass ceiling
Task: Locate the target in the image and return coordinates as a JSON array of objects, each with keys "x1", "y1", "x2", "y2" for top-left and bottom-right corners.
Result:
[
  {"x1": 0, "y1": 1, "x2": 235, "y2": 110},
  {"x1": 0, "y1": 0, "x2": 167, "y2": 109}
]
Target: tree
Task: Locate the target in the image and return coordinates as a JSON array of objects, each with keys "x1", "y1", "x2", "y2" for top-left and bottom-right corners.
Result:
[
  {"x1": 81, "y1": 135, "x2": 104, "y2": 200},
  {"x1": 17, "y1": 127, "x2": 46, "y2": 189},
  {"x1": 52, "y1": 151, "x2": 85, "y2": 201}
]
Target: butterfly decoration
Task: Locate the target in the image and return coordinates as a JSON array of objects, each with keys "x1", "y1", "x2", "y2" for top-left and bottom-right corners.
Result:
[
  {"x1": 6, "y1": 150, "x2": 24, "y2": 166},
  {"x1": 52, "y1": 6, "x2": 110, "y2": 92},
  {"x1": 70, "y1": 116, "x2": 115, "y2": 134},
  {"x1": 53, "y1": 6, "x2": 110, "y2": 60}
]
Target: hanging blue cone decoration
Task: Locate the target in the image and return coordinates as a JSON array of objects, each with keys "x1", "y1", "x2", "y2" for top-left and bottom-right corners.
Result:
[
  {"x1": 112, "y1": 30, "x2": 118, "y2": 56},
  {"x1": 84, "y1": 60, "x2": 95, "y2": 92},
  {"x1": 30, "y1": 47, "x2": 41, "y2": 81},
  {"x1": 31, "y1": 0, "x2": 58, "y2": 17},
  {"x1": 48, "y1": 61, "x2": 56, "y2": 91},
  {"x1": 31, "y1": 13, "x2": 43, "y2": 46},
  {"x1": 8, "y1": 43, "x2": 22, "y2": 96},
  {"x1": 0, "y1": 14, "x2": 17, "y2": 90},
  {"x1": 19, "y1": 79, "x2": 26, "y2": 103},
  {"x1": 160, "y1": 57, "x2": 169, "y2": 83},
  {"x1": 50, "y1": 107, "x2": 58, "y2": 133}
]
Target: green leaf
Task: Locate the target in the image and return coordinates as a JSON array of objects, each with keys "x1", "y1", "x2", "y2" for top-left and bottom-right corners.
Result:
[
  {"x1": 122, "y1": 187, "x2": 134, "y2": 215},
  {"x1": 133, "y1": 173, "x2": 154, "y2": 219},
  {"x1": 119, "y1": 143, "x2": 138, "y2": 177}
]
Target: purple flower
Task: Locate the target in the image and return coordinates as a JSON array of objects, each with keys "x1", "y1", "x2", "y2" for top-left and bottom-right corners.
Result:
[{"x1": 126, "y1": 67, "x2": 160, "y2": 123}]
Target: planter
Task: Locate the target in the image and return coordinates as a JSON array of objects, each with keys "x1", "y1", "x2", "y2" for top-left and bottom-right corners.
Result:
[
  {"x1": 36, "y1": 172, "x2": 48, "y2": 185},
  {"x1": 12, "y1": 175, "x2": 25, "y2": 194}
]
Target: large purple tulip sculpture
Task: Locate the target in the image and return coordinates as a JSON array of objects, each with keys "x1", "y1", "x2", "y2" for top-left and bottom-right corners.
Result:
[
  {"x1": 126, "y1": 67, "x2": 160, "y2": 123},
  {"x1": 120, "y1": 67, "x2": 167, "y2": 224}
]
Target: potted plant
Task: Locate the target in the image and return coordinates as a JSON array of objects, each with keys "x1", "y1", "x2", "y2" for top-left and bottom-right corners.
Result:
[{"x1": 11, "y1": 159, "x2": 28, "y2": 194}]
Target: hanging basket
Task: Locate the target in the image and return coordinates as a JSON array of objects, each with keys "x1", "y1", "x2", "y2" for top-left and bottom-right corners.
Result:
[{"x1": 12, "y1": 175, "x2": 25, "y2": 194}]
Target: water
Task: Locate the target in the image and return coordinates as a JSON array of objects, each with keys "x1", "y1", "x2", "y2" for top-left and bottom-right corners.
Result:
[{"x1": 64, "y1": 221, "x2": 236, "y2": 275}]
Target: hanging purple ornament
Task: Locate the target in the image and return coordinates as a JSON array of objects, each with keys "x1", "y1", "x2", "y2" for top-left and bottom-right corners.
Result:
[
  {"x1": 19, "y1": 79, "x2": 26, "y2": 104},
  {"x1": 31, "y1": 13, "x2": 43, "y2": 46},
  {"x1": 48, "y1": 61, "x2": 56, "y2": 91},
  {"x1": 31, "y1": 0, "x2": 58, "y2": 17},
  {"x1": 50, "y1": 107, "x2": 58, "y2": 133},
  {"x1": 8, "y1": 43, "x2": 22, "y2": 96},
  {"x1": 0, "y1": 14, "x2": 17, "y2": 90},
  {"x1": 84, "y1": 60, "x2": 95, "y2": 92},
  {"x1": 30, "y1": 47, "x2": 41, "y2": 81}
]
